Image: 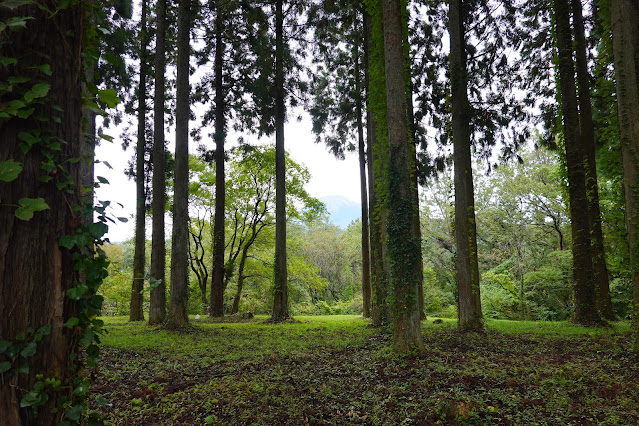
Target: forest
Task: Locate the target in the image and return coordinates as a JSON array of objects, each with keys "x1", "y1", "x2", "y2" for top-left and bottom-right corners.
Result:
[{"x1": 1, "y1": 0, "x2": 639, "y2": 423}]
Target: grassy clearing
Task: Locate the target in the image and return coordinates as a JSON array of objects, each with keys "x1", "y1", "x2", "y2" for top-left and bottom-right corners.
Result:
[{"x1": 91, "y1": 316, "x2": 639, "y2": 425}]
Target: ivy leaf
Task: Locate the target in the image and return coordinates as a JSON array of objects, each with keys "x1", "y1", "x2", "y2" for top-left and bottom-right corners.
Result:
[
  {"x1": 59, "y1": 235, "x2": 76, "y2": 249},
  {"x1": 98, "y1": 89, "x2": 120, "y2": 108},
  {"x1": 87, "y1": 222, "x2": 108, "y2": 238},
  {"x1": 0, "y1": 361, "x2": 11, "y2": 373},
  {"x1": 0, "y1": 340, "x2": 12, "y2": 353},
  {"x1": 16, "y1": 107, "x2": 34, "y2": 119},
  {"x1": 64, "y1": 317, "x2": 79, "y2": 328},
  {"x1": 0, "y1": 160, "x2": 22, "y2": 182},
  {"x1": 37, "y1": 64, "x2": 52, "y2": 76},
  {"x1": 24, "y1": 82, "x2": 50, "y2": 102},
  {"x1": 20, "y1": 390, "x2": 47, "y2": 408},
  {"x1": 15, "y1": 198, "x2": 50, "y2": 221},
  {"x1": 6, "y1": 16, "x2": 33, "y2": 29},
  {"x1": 8, "y1": 76, "x2": 30, "y2": 84},
  {"x1": 16, "y1": 363, "x2": 29, "y2": 374},
  {"x1": 1, "y1": 57, "x2": 18, "y2": 66},
  {"x1": 20, "y1": 342, "x2": 36, "y2": 357},
  {"x1": 67, "y1": 285, "x2": 88, "y2": 301},
  {"x1": 1, "y1": 0, "x2": 34, "y2": 9}
]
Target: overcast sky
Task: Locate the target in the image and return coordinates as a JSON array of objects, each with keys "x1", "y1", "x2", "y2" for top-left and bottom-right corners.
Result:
[{"x1": 94, "y1": 112, "x2": 362, "y2": 243}]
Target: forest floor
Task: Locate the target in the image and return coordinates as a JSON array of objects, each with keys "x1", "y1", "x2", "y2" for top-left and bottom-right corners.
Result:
[{"x1": 90, "y1": 315, "x2": 638, "y2": 425}]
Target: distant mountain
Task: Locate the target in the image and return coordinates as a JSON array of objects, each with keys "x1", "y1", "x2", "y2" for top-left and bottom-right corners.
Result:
[{"x1": 319, "y1": 195, "x2": 361, "y2": 228}]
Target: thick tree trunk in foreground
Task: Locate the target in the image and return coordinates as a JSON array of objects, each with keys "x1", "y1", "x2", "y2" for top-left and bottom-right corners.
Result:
[
  {"x1": 149, "y1": 0, "x2": 168, "y2": 325},
  {"x1": 130, "y1": 0, "x2": 149, "y2": 322},
  {"x1": 166, "y1": 0, "x2": 191, "y2": 328},
  {"x1": 609, "y1": 0, "x2": 639, "y2": 343},
  {"x1": 210, "y1": 0, "x2": 226, "y2": 318},
  {"x1": 554, "y1": 0, "x2": 601, "y2": 325},
  {"x1": 382, "y1": 0, "x2": 425, "y2": 354},
  {"x1": 571, "y1": 0, "x2": 614, "y2": 320},
  {"x1": 449, "y1": 0, "x2": 483, "y2": 331},
  {"x1": 271, "y1": 0, "x2": 289, "y2": 321},
  {"x1": 0, "y1": 1, "x2": 85, "y2": 422}
]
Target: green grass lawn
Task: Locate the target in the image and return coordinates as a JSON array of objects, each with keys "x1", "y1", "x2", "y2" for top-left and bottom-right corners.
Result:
[{"x1": 90, "y1": 315, "x2": 638, "y2": 425}]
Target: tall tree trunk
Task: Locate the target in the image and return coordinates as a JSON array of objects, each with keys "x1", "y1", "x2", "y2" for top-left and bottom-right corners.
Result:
[
  {"x1": 355, "y1": 27, "x2": 372, "y2": 318},
  {"x1": 366, "y1": 0, "x2": 390, "y2": 327},
  {"x1": 571, "y1": 0, "x2": 615, "y2": 320},
  {"x1": 130, "y1": 0, "x2": 148, "y2": 322},
  {"x1": 609, "y1": 0, "x2": 639, "y2": 343},
  {"x1": 382, "y1": 0, "x2": 425, "y2": 354},
  {"x1": 231, "y1": 244, "x2": 250, "y2": 314},
  {"x1": 554, "y1": 0, "x2": 601, "y2": 325},
  {"x1": 449, "y1": 0, "x2": 483, "y2": 331},
  {"x1": 166, "y1": 0, "x2": 192, "y2": 328},
  {"x1": 0, "y1": 1, "x2": 85, "y2": 421},
  {"x1": 149, "y1": 0, "x2": 168, "y2": 325},
  {"x1": 271, "y1": 0, "x2": 289, "y2": 321},
  {"x1": 210, "y1": 0, "x2": 226, "y2": 317},
  {"x1": 402, "y1": 13, "x2": 426, "y2": 321}
]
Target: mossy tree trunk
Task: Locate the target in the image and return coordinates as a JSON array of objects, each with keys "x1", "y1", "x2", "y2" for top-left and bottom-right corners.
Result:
[
  {"x1": 382, "y1": 0, "x2": 425, "y2": 354},
  {"x1": 571, "y1": 0, "x2": 614, "y2": 320},
  {"x1": 366, "y1": 0, "x2": 390, "y2": 327},
  {"x1": 554, "y1": 0, "x2": 601, "y2": 325},
  {"x1": 609, "y1": 0, "x2": 639, "y2": 343},
  {"x1": 0, "y1": 0, "x2": 85, "y2": 421}
]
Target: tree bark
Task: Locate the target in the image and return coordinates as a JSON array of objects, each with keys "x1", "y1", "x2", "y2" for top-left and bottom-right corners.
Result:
[
  {"x1": 210, "y1": 0, "x2": 227, "y2": 318},
  {"x1": 571, "y1": 0, "x2": 614, "y2": 320},
  {"x1": 403, "y1": 26, "x2": 426, "y2": 322},
  {"x1": 166, "y1": 0, "x2": 192, "y2": 328},
  {"x1": 609, "y1": 0, "x2": 639, "y2": 343},
  {"x1": 554, "y1": 0, "x2": 601, "y2": 325},
  {"x1": 130, "y1": 0, "x2": 148, "y2": 322},
  {"x1": 0, "y1": 1, "x2": 85, "y2": 422},
  {"x1": 355, "y1": 22, "x2": 372, "y2": 318},
  {"x1": 231, "y1": 244, "x2": 250, "y2": 314},
  {"x1": 449, "y1": 0, "x2": 483, "y2": 331},
  {"x1": 366, "y1": 0, "x2": 390, "y2": 327},
  {"x1": 149, "y1": 0, "x2": 168, "y2": 325},
  {"x1": 382, "y1": 0, "x2": 425, "y2": 354},
  {"x1": 271, "y1": 0, "x2": 289, "y2": 321}
]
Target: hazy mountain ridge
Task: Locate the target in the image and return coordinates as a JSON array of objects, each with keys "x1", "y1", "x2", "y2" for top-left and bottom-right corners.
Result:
[{"x1": 319, "y1": 195, "x2": 361, "y2": 229}]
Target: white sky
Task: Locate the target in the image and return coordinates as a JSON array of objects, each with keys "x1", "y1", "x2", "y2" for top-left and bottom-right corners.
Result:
[{"x1": 94, "y1": 112, "x2": 362, "y2": 243}]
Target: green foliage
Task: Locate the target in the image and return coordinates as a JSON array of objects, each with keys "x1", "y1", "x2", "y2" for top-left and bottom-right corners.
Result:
[
  {"x1": 0, "y1": 159, "x2": 23, "y2": 182},
  {"x1": 14, "y1": 197, "x2": 49, "y2": 220}
]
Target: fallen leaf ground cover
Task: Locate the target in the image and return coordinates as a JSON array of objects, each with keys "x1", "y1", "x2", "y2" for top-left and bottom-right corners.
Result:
[{"x1": 90, "y1": 316, "x2": 638, "y2": 425}]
